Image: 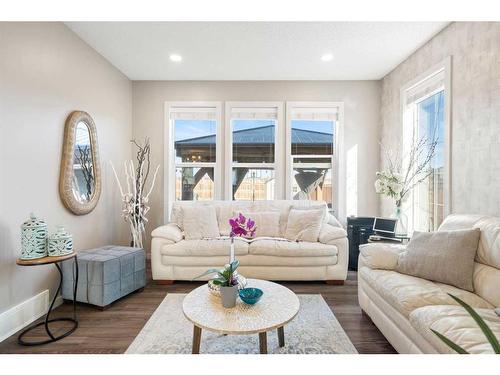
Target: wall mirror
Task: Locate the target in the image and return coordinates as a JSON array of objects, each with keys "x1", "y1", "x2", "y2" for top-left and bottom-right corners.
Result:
[{"x1": 59, "y1": 111, "x2": 101, "y2": 215}]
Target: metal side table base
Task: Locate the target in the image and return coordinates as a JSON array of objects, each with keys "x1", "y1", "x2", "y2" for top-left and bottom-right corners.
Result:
[{"x1": 18, "y1": 256, "x2": 79, "y2": 346}]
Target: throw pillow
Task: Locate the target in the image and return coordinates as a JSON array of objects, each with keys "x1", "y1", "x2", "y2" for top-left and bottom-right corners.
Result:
[
  {"x1": 181, "y1": 205, "x2": 220, "y2": 240},
  {"x1": 396, "y1": 228, "x2": 481, "y2": 292},
  {"x1": 284, "y1": 208, "x2": 325, "y2": 242},
  {"x1": 233, "y1": 211, "x2": 281, "y2": 238}
]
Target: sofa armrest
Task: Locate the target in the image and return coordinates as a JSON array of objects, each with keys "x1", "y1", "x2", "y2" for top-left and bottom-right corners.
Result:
[
  {"x1": 151, "y1": 223, "x2": 183, "y2": 244},
  {"x1": 319, "y1": 223, "x2": 347, "y2": 245},
  {"x1": 359, "y1": 243, "x2": 406, "y2": 270}
]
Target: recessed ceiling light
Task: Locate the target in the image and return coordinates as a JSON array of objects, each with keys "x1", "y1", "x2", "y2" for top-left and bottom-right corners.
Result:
[
  {"x1": 169, "y1": 54, "x2": 182, "y2": 62},
  {"x1": 321, "y1": 53, "x2": 334, "y2": 62}
]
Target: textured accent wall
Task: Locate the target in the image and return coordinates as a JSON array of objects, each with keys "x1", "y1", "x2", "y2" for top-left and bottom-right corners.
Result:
[{"x1": 379, "y1": 22, "x2": 500, "y2": 217}]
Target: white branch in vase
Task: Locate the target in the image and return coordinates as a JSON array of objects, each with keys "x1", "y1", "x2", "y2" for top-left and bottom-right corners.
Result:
[{"x1": 110, "y1": 138, "x2": 159, "y2": 248}]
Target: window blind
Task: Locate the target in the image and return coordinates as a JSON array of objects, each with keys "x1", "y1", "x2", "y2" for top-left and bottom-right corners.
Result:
[
  {"x1": 230, "y1": 107, "x2": 278, "y2": 120},
  {"x1": 405, "y1": 70, "x2": 445, "y2": 106},
  {"x1": 169, "y1": 107, "x2": 218, "y2": 120},
  {"x1": 291, "y1": 107, "x2": 338, "y2": 121}
]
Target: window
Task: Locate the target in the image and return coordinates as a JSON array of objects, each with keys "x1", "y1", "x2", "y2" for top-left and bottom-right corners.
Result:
[
  {"x1": 286, "y1": 103, "x2": 340, "y2": 215},
  {"x1": 225, "y1": 103, "x2": 282, "y2": 200},
  {"x1": 402, "y1": 59, "x2": 450, "y2": 232},
  {"x1": 165, "y1": 101, "x2": 345, "y2": 220},
  {"x1": 165, "y1": 102, "x2": 222, "y2": 217}
]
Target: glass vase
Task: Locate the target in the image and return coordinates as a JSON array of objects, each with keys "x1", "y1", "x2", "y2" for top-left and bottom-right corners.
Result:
[{"x1": 392, "y1": 206, "x2": 408, "y2": 236}]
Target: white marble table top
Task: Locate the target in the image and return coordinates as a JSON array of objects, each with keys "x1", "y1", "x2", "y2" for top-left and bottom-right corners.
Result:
[{"x1": 182, "y1": 279, "x2": 300, "y2": 334}]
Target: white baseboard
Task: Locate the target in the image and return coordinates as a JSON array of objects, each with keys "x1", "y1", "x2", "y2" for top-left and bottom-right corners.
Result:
[{"x1": 0, "y1": 290, "x2": 64, "y2": 343}]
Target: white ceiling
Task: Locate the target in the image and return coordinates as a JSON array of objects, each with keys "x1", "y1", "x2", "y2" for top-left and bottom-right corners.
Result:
[{"x1": 66, "y1": 22, "x2": 449, "y2": 81}]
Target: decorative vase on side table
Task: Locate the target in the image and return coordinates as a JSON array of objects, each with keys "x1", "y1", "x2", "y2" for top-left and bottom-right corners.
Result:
[
  {"x1": 21, "y1": 213, "x2": 48, "y2": 260},
  {"x1": 48, "y1": 225, "x2": 73, "y2": 256}
]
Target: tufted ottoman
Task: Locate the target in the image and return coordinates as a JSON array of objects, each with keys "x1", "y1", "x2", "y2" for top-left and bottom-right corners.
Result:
[{"x1": 62, "y1": 246, "x2": 146, "y2": 308}]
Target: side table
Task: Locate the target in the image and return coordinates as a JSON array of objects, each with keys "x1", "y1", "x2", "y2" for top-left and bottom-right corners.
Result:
[{"x1": 16, "y1": 252, "x2": 79, "y2": 346}]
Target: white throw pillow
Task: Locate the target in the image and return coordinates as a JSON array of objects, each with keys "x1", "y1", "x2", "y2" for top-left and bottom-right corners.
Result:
[
  {"x1": 181, "y1": 205, "x2": 220, "y2": 240},
  {"x1": 233, "y1": 211, "x2": 281, "y2": 238},
  {"x1": 284, "y1": 208, "x2": 325, "y2": 242}
]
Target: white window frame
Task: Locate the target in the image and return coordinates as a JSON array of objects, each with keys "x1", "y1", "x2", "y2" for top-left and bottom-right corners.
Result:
[
  {"x1": 224, "y1": 101, "x2": 284, "y2": 200},
  {"x1": 285, "y1": 101, "x2": 344, "y2": 219},
  {"x1": 164, "y1": 101, "x2": 223, "y2": 221},
  {"x1": 401, "y1": 57, "x2": 452, "y2": 232}
]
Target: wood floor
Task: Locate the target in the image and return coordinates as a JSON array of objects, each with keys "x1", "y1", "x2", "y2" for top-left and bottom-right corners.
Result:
[{"x1": 0, "y1": 271, "x2": 396, "y2": 354}]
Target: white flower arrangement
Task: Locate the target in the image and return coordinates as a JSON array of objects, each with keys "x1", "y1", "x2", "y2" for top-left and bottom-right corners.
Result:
[
  {"x1": 376, "y1": 131, "x2": 438, "y2": 208},
  {"x1": 374, "y1": 171, "x2": 404, "y2": 202}
]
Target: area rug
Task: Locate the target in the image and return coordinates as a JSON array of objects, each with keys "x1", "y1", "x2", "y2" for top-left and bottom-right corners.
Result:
[{"x1": 126, "y1": 294, "x2": 358, "y2": 354}]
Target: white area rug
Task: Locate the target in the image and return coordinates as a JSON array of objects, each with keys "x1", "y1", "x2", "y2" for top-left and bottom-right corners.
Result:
[{"x1": 126, "y1": 293, "x2": 358, "y2": 354}]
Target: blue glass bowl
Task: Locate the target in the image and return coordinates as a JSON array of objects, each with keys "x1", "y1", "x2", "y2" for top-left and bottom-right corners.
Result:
[{"x1": 238, "y1": 288, "x2": 264, "y2": 305}]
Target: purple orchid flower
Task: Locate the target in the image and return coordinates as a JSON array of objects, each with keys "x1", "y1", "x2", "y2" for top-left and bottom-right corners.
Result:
[
  {"x1": 238, "y1": 212, "x2": 246, "y2": 225},
  {"x1": 229, "y1": 212, "x2": 257, "y2": 238}
]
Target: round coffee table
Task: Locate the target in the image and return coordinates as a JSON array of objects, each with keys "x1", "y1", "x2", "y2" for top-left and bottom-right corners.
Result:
[{"x1": 183, "y1": 279, "x2": 300, "y2": 354}]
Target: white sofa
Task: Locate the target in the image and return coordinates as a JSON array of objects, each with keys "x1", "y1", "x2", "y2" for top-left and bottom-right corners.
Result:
[
  {"x1": 358, "y1": 214, "x2": 500, "y2": 354},
  {"x1": 151, "y1": 200, "x2": 348, "y2": 284}
]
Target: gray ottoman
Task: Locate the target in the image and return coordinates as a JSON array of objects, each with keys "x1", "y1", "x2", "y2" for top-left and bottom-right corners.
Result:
[{"x1": 62, "y1": 246, "x2": 146, "y2": 308}]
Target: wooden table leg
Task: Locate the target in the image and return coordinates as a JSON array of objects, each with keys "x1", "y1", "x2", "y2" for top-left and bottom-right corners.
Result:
[
  {"x1": 192, "y1": 325, "x2": 202, "y2": 354},
  {"x1": 259, "y1": 332, "x2": 267, "y2": 354},
  {"x1": 277, "y1": 326, "x2": 285, "y2": 347}
]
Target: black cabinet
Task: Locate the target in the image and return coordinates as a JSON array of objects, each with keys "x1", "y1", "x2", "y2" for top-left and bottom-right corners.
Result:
[{"x1": 347, "y1": 216, "x2": 375, "y2": 271}]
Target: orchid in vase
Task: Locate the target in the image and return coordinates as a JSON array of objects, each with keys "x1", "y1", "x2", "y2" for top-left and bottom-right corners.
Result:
[
  {"x1": 229, "y1": 213, "x2": 256, "y2": 262},
  {"x1": 194, "y1": 213, "x2": 257, "y2": 307}
]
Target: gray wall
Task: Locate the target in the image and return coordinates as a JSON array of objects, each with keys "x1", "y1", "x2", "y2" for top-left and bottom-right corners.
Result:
[
  {"x1": 0, "y1": 22, "x2": 132, "y2": 313},
  {"x1": 379, "y1": 22, "x2": 500, "y2": 216},
  {"x1": 132, "y1": 80, "x2": 382, "y2": 249}
]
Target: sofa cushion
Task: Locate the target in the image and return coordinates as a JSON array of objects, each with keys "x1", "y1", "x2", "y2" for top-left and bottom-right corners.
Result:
[
  {"x1": 151, "y1": 223, "x2": 183, "y2": 243},
  {"x1": 409, "y1": 305, "x2": 500, "y2": 354},
  {"x1": 161, "y1": 238, "x2": 249, "y2": 257},
  {"x1": 318, "y1": 223, "x2": 348, "y2": 245},
  {"x1": 359, "y1": 267, "x2": 493, "y2": 318},
  {"x1": 181, "y1": 205, "x2": 220, "y2": 240},
  {"x1": 284, "y1": 208, "x2": 325, "y2": 242},
  {"x1": 359, "y1": 243, "x2": 406, "y2": 270},
  {"x1": 162, "y1": 254, "x2": 338, "y2": 267},
  {"x1": 248, "y1": 238, "x2": 337, "y2": 257},
  {"x1": 473, "y1": 262, "x2": 500, "y2": 307},
  {"x1": 437, "y1": 215, "x2": 500, "y2": 306},
  {"x1": 395, "y1": 229, "x2": 480, "y2": 292},
  {"x1": 216, "y1": 201, "x2": 256, "y2": 236},
  {"x1": 234, "y1": 210, "x2": 281, "y2": 238},
  {"x1": 474, "y1": 216, "x2": 500, "y2": 269}
]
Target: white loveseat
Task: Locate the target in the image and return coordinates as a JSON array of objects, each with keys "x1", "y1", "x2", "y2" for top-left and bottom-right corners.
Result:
[
  {"x1": 151, "y1": 200, "x2": 348, "y2": 284},
  {"x1": 358, "y1": 214, "x2": 500, "y2": 354}
]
